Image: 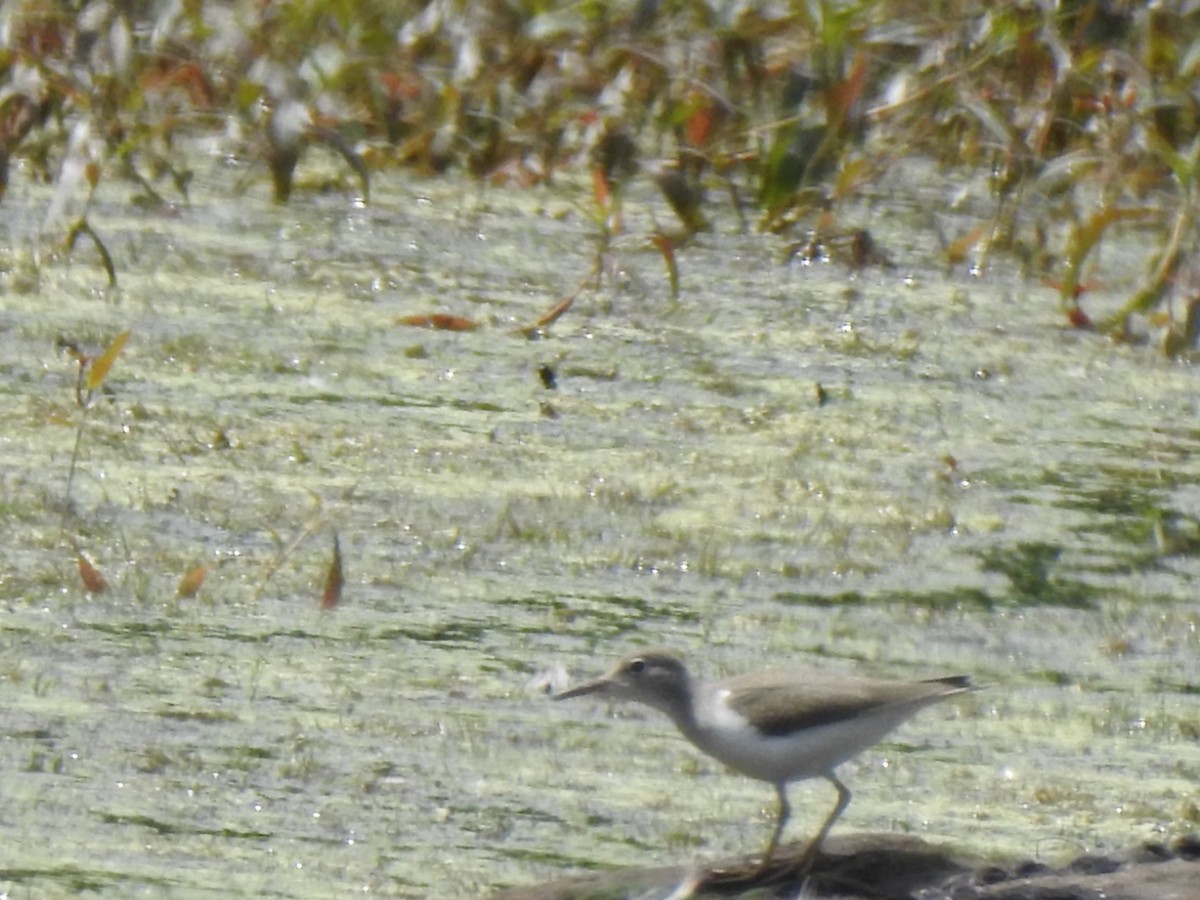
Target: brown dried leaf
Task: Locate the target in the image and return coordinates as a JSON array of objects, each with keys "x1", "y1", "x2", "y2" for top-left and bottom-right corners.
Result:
[
  {"x1": 946, "y1": 224, "x2": 986, "y2": 267},
  {"x1": 397, "y1": 314, "x2": 478, "y2": 331},
  {"x1": 533, "y1": 294, "x2": 574, "y2": 329},
  {"x1": 591, "y1": 165, "x2": 611, "y2": 209},
  {"x1": 321, "y1": 532, "x2": 344, "y2": 610},
  {"x1": 78, "y1": 555, "x2": 108, "y2": 593},
  {"x1": 177, "y1": 564, "x2": 208, "y2": 598}
]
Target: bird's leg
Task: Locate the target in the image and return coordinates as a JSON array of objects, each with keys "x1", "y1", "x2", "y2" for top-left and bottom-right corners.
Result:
[
  {"x1": 754, "y1": 783, "x2": 791, "y2": 873},
  {"x1": 795, "y1": 774, "x2": 852, "y2": 871}
]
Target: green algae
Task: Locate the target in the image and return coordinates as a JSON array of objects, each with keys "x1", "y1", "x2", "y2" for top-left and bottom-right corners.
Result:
[{"x1": 0, "y1": 158, "x2": 1197, "y2": 897}]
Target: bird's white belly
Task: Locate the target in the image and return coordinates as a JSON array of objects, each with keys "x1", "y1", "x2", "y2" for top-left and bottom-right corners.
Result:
[{"x1": 691, "y1": 702, "x2": 916, "y2": 784}]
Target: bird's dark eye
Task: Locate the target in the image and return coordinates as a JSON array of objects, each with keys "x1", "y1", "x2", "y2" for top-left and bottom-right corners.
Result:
[{"x1": 628, "y1": 658, "x2": 646, "y2": 674}]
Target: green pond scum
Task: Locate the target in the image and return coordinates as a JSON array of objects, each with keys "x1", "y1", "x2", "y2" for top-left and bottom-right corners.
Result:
[
  {"x1": 1, "y1": 2, "x2": 1199, "y2": 896},
  {"x1": 0, "y1": 152, "x2": 1195, "y2": 897}
]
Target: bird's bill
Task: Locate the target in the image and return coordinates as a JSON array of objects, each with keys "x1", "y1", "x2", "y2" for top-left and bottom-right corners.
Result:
[{"x1": 552, "y1": 675, "x2": 613, "y2": 701}]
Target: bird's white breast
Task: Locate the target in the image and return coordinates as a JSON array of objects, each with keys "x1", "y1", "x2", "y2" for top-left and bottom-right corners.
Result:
[{"x1": 688, "y1": 687, "x2": 922, "y2": 784}]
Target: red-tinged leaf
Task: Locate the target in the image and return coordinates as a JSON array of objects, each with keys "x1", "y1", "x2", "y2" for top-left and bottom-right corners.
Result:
[
  {"x1": 397, "y1": 314, "x2": 478, "y2": 331},
  {"x1": 1066, "y1": 306, "x2": 1092, "y2": 329},
  {"x1": 141, "y1": 60, "x2": 214, "y2": 107},
  {"x1": 78, "y1": 555, "x2": 108, "y2": 593},
  {"x1": 685, "y1": 103, "x2": 716, "y2": 147},
  {"x1": 650, "y1": 233, "x2": 680, "y2": 300},
  {"x1": 86, "y1": 330, "x2": 131, "y2": 393},
  {"x1": 378, "y1": 71, "x2": 422, "y2": 102},
  {"x1": 518, "y1": 259, "x2": 600, "y2": 336},
  {"x1": 946, "y1": 225, "x2": 986, "y2": 267},
  {"x1": 591, "y1": 165, "x2": 611, "y2": 210},
  {"x1": 831, "y1": 52, "x2": 870, "y2": 121},
  {"x1": 533, "y1": 294, "x2": 575, "y2": 329},
  {"x1": 321, "y1": 533, "x2": 344, "y2": 610},
  {"x1": 1071, "y1": 95, "x2": 1107, "y2": 116},
  {"x1": 177, "y1": 564, "x2": 207, "y2": 598}
]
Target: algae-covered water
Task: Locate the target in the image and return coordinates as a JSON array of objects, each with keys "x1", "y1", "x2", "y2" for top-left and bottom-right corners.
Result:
[{"x1": 0, "y1": 154, "x2": 1197, "y2": 897}]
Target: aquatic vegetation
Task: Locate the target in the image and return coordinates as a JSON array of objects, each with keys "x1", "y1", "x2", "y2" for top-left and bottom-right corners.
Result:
[
  {"x1": 3, "y1": 1, "x2": 1200, "y2": 349},
  {"x1": 60, "y1": 329, "x2": 131, "y2": 510}
]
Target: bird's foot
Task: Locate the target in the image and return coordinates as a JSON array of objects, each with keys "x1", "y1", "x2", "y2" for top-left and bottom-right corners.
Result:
[{"x1": 699, "y1": 855, "x2": 812, "y2": 891}]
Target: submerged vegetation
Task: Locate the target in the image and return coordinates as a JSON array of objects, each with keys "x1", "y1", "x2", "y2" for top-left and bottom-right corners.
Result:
[{"x1": 2, "y1": 0, "x2": 1200, "y2": 345}]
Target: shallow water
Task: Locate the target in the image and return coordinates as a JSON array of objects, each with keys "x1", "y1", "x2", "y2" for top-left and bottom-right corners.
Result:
[{"x1": 0, "y1": 153, "x2": 1197, "y2": 897}]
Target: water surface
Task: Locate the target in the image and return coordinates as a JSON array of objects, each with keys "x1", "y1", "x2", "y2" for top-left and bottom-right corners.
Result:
[{"x1": 0, "y1": 155, "x2": 1197, "y2": 897}]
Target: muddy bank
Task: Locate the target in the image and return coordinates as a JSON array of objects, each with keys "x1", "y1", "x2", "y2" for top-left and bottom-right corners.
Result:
[{"x1": 490, "y1": 833, "x2": 1200, "y2": 899}]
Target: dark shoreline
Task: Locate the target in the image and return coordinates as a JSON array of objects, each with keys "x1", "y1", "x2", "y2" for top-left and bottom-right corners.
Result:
[{"x1": 491, "y1": 832, "x2": 1200, "y2": 899}]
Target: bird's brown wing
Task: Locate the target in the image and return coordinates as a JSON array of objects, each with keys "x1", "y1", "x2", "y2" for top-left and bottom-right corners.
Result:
[{"x1": 722, "y1": 672, "x2": 966, "y2": 738}]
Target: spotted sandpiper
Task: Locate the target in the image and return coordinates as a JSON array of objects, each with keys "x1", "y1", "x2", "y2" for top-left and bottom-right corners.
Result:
[{"x1": 553, "y1": 650, "x2": 970, "y2": 871}]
